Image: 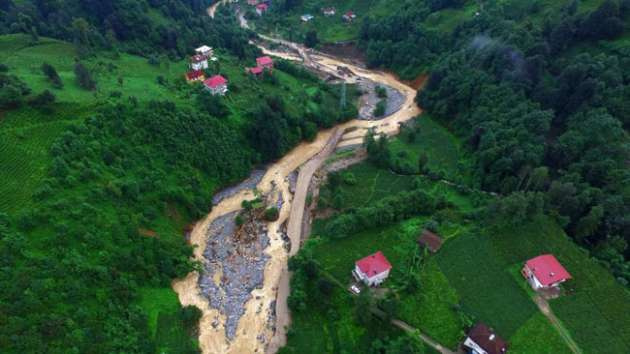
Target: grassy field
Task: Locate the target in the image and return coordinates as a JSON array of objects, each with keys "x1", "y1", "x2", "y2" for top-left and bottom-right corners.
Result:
[
  {"x1": 508, "y1": 312, "x2": 572, "y2": 354},
  {"x1": 436, "y1": 233, "x2": 538, "y2": 337},
  {"x1": 488, "y1": 218, "x2": 630, "y2": 353},
  {"x1": 398, "y1": 258, "x2": 464, "y2": 349},
  {"x1": 390, "y1": 115, "x2": 474, "y2": 185}
]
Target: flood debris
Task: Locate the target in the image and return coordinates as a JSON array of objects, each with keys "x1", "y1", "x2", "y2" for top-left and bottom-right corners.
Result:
[{"x1": 198, "y1": 210, "x2": 270, "y2": 340}]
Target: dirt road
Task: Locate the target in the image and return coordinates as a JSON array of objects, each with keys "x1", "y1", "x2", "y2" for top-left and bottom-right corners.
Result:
[
  {"x1": 534, "y1": 295, "x2": 583, "y2": 354},
  {"x1": 173, "y1": 3, "x2": 422, "y2": 354}
]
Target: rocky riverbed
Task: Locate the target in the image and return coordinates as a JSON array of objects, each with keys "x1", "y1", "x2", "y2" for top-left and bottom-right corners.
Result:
[
  {"x1": 358, "y1": 79, "x2": 406, "y2": 120},
  {"x1": 199, "y1": 211, "x2": 270, "y2": 340},
  {"x1": 212, "y1": 169, "x2": 266, "y2": 205}
]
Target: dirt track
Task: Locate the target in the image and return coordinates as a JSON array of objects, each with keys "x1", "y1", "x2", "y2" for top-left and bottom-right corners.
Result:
[{"x1": 173, "y1": 3, "x2": 422, "y2": 354}]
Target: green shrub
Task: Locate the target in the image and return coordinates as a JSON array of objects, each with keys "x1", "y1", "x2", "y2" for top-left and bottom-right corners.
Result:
[{"x1": 263, "y1": 207, "x2": 279, "y2": 221}]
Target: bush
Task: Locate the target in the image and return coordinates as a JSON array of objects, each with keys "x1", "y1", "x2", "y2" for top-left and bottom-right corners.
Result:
[
  {"x1": 375, "y1": 85, "x2": 387, "y2": 98},
  {"x1": 373, "y1": 100, "x2": 386, "y2": 117},
  {"x1": 74, "y1": 62, "x2": 96, "y2": 90},
  {"x1": 29, "y1": 90, "x2": 56, "y2": 109},
  {"x1": 263, "y1": 207, "x2": 279, "y2": 221},
  {"x1": 41, "y1": 63, "x2": 63, "y2": 88}
]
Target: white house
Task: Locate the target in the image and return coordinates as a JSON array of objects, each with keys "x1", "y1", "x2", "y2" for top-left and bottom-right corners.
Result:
[
  {"x1": 190, "y1": 54, "x2": 208, "y2": 71},
  {"x1": 322, "y1": 7, "x2": 336, "y2": 16},
  {"x1": 521, "y1": 254, "x2": 572, "y2": 290},
  {"x1": 301, "y1": 14, "x2": 314, "y2": 22},
  {"x1": 463, "y1": 323, "x2": 508, "y2": 354},
  {"x1": 195, "y1": 45, "x2": 213, "y2": 57},
  {"x1": 352, "y1": 251, "x2": 391, "y2": 286}
]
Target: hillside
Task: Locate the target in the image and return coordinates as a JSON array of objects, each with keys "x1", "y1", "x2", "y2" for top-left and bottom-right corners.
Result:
[{"x1": 0, "y1": 24, "x2": 358, "y2": 352}]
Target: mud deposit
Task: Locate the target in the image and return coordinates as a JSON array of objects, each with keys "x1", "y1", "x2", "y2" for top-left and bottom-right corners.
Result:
[{"x1": 199, "y1": 211, "x2": 270, "y2": 340}]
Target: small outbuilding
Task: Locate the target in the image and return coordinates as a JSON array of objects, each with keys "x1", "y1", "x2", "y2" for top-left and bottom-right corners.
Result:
[
  {"x1": 521, "y1": 254, "x2": 571, "y2": 291},
  {"x1": 248, "y1": 66, "x2": 264, "y2": 76},
  {"x1": 342, "y1": 11, "x2": 357, "y2": 22},
  {"x1": 464, "y1": 323, "x2": 508, "y2": 354},
  {"x1": 417, "y1": 229, "x2": 443, "y2": 253},
  {"x1": 256, "y1": 56, "x2": 274, "y2": 69},
  {"x1": 352, "y1": 251, "x2": 392, "y2": 287},
  {"x1": 301, "y1": 14, "x2": 314, "y2": 22},
  {"x1": 185, "y1": 70, "x2": 205, "y2": 83}
]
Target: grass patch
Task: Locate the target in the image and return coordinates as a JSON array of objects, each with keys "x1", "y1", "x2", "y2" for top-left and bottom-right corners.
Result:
[
  {"x1": 488, "y1": 217, "x2": 630, "y2": 353},
  {"x1": 508, "y1": 312, "x2": 572, "y2": 354},
  {"x1": 436, "y1": 233, "x2": 538, "y2": 338},
  {"x1": 138, "y1": 287, "x2": 181, "y2": 337},
  {"x1": 398, "y1": 258, "x2": 464, "y2": 349},
  {"x1": 390, "y1": 114, "x2": 473, "y2": 185}
]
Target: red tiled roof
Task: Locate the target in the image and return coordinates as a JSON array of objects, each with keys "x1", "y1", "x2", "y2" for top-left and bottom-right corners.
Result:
[
  {"x1": 418, "y1": 229, "x2": 443, "y2": 252},
  {"x1": 203, "y1": 75, "x2": 227, "y2": 88},
  {"x1": 186, "y1": 70, "x2": 204, "y2": 80},
  {"x1": 249, "y1": 66, "x2": 264, "y2": 75},
  {"x1": 256, "y1": 56, "x2": 273, "y2": 66},
  {"x1": 467, "y1": 323, "x2": 508, "y2": 354},
  {"x1": 356, "y1": 251, "x2": 391, "y2": 277},
  {"x1": 525, "y1": 254, "x2": 571, "y2": 286},
  {"x1": 256, "y1": 3, "x2": 268, "y2": 10}
]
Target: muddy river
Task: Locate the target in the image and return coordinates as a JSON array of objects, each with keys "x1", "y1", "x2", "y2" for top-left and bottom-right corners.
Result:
[{"x1": 173, "y1": 4, "x2": 422, "y2": 353}]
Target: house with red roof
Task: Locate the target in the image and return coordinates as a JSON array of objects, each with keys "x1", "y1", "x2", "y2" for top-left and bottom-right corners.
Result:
[
  {"x1": 342, "y1": 11, "x2": 357, "y2": 22},
  {"x1": 248, "y1": 66, "x2": 264, "y2": 76},
  {"x1": 203, "y1": 75, "x2": 228, "y2": 95},
  {"x1": 521, "y1": 254, "x2": 571, "y2": 290},
  {"x1": 464, "y1": 323, "x2": 508, "y2": 354},
  {"x1": 352, "y1": 251, "x2": 392, "y2": 286},
  {"x1": 256, "y1": 56, "x2": 274, "y2": 69},
  {"x1": 185, "y1": 70, "x2": 205, "y2": 83},
  {"x1": 256, "y1": 3, "x2": 268, "y2": 15},
  {"x1": 190, "y1": 54, "x2": 208, "y2": 71}
]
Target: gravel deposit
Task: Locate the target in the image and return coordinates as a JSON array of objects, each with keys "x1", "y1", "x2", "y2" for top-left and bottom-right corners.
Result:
[
  {"x1": 198, "y1": 211, "x2": 270, "y2": 340},
  {"x1": 212, "y1": 169, "x2": 266, "y2": 205},
  {"x1": 358, "y1": 79, "x2": 406, "y2": 120}
]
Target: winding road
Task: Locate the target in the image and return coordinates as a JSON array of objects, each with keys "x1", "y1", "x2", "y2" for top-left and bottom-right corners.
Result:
[{"x1": 173, "y1": 3, "x2": 422, "y2": 353}]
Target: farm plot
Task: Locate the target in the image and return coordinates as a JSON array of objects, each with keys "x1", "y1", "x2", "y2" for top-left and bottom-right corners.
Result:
[
  {"x1": 435, "y1": 233, "x2": 538, "y2": 338},
  {"x1": 398, "y1": 258, "x2": 464, "y2": 349},
  {"x1": 488, "y1": 217, "x2": 630, "y2": 353}
]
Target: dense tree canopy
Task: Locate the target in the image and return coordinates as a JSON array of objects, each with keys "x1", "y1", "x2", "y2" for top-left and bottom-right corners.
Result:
[{"x1": 414, "y1": 0, "x2": 630, "y2": 284}]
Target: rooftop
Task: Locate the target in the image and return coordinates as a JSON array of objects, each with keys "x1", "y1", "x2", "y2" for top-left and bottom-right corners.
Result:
[
  {"x1": 356, "y1": 251, "x2": 391, "y2": 277},
  {"x1": 467, "y1": 323, "x2": 508, "y2": 354},
  {"x1": 417, "y1": 229, "x2": 443, "y2": 253},
  {"x1": 526, "y1": 254, "x2": 572, "y2": 286}
]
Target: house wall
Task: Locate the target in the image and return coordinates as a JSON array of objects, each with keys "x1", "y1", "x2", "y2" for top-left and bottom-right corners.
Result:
[
  {"x1": 191, "y1": 61, "x2": 209, "y2": 71},
  {"x1": 463, "y1": 337, "x2": 488, "y2": 354},
  {"x1": 354, "y1": 266, "x2": 390, "y2": 286}
]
